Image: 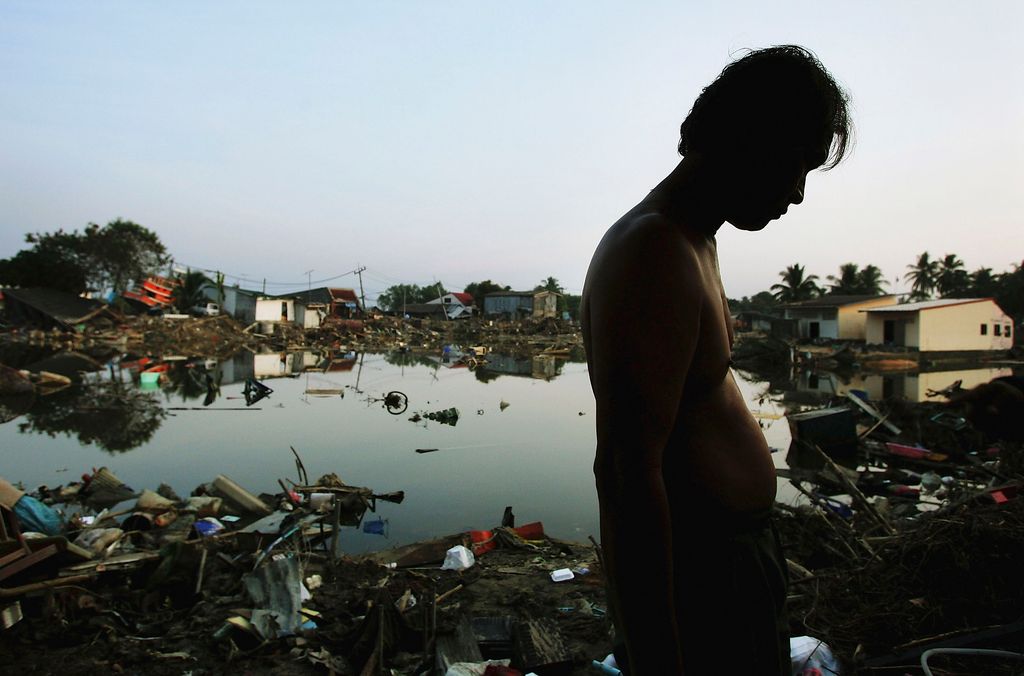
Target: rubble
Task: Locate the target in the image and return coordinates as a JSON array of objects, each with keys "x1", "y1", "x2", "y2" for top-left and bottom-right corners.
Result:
[
  {"x1": 0, "y1": 463, "x2": 612, "y2": 675},
  {"x1": 2, "y1": 313, "x2": 1022, "y2": 673}
]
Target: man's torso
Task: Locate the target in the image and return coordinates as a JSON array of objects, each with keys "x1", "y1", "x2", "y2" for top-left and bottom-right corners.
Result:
[{"x1": 584, "y1": 201, "x2": 777, "y2": 514}]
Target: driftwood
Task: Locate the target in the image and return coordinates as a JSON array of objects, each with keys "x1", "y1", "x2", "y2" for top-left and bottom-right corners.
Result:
[{"x1": 810, "y1": 443, "x2": 896, "y2": 536}]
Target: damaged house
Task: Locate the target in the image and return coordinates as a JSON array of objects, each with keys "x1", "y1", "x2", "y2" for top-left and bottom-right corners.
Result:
[{"x1": 1, "y1": 287, "x2": 118, "y2": 331}]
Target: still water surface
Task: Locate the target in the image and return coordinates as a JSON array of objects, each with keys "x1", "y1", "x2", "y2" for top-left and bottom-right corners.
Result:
[
  {"x1": 1, "y1": 352, "x2": 792, "y2": 553},
  {"x1": 3, "y1": 350, "x2": 1004, "y2": 553}
]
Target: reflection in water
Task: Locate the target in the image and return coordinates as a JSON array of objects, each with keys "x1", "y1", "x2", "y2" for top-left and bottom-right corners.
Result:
[
  {"x1": 17, "y1": 380, "x2": 166, "y2": 453},
  {"x1": 4, "y1": 344, "x2": 1017, "y2": 554},
  {"x1": 476, "y1": 354, "x2": 566, "y2": 382},
  {"x1": 793, "y1": 366, "x2": 1014, "y2": 404}
]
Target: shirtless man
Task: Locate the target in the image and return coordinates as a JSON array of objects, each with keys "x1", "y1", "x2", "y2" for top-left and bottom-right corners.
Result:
[{"x1": 582, "y1": 46, "x2": 851, "y2": 674}]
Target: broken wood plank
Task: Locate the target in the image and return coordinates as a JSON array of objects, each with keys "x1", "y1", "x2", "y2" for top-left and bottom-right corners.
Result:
[
  {"x1": 845, "y1": 392, "x2": 901, "y2": 435},
  {"x1": 435, "y1": 615, "x2": 482, "y2": 674},
  {"x1": 514, "y1": 618, "x2": 573, "y2": 675}
]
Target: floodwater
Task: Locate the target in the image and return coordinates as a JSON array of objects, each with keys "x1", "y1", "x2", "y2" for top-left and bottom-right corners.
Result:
[{"x1": 0, "y1": 348, "x2": 1008, "y2": 553}]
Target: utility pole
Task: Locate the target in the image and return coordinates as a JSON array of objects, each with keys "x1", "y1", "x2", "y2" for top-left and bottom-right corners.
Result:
[
  {"x1": 305, "y1": 269, "x2": 314, "y2": 306},
  {"x1": 352, "y1": 265, "x2": 367, "y2": 312},
  {"x1": 435, "y1": 280, "x2": 449, "y2": 321}
]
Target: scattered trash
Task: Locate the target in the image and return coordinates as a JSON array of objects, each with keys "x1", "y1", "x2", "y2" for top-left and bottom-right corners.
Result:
[
  {"x1": 413, "y1": 407, "x2": 460, "y2": 426},
  {"x1": 441, "y1": 544, "x2": 476, "y2": 571},
  {"x1": 193, "y1": 517, "x2": 225, "y2": 537},
  {"x1": 383, "y1": 390, "x2": 409, "y2": 414},
  {"x1": 549, "y1": 568, "x2": 574, "y2": 582},
  {"x1": 243, "y1": 378, "x2": 273, "y2": 406},
  {"x1": 789, "y1": 635, "x2": 840, "y2": 675}
]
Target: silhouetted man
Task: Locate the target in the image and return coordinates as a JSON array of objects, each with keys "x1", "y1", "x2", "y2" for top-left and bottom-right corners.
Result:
[{"x1": 582, "y1": 46, "x2": 852, "y2": 674}]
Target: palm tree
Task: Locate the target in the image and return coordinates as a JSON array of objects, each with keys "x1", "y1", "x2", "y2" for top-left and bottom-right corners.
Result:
[
  {"x1": 535, "y1": 276, "x2": 565, "y2": 294},
  {"x1": 173, "y1": 270, "x2": 211, "y2": 312},
  {"x1": 936, "y1": 254, "x2": 969, "y2": 297},
  {"x1": 826, "y1": 263, "x2": 861, "y2": 295},
  {"x1": 905, "y1": 252, "x2": 939, "y2": 301},
  {"x1": 969, "y1": 267, "x2": 1000, "y2": 298},
  {"x1": 857, "y1": 265, "x2": 888, "y2": 295},
  {"x1": 771, "y1": 264, "x2": 820, "y2": 302}
]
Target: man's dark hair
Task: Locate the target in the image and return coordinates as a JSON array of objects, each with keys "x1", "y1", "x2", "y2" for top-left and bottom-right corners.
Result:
[{"x1": 679, "y1": 45, "x2": 852, "y2": 169}]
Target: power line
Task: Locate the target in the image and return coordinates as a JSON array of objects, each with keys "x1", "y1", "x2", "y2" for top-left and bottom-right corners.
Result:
[{"x1": 174, "y1": 262, "x2": 356, "y2": 287}]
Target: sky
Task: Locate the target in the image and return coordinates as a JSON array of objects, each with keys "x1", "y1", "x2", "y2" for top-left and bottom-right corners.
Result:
[{"x1": 1, "y1": 1, "x2": 1021, "y2": 305}]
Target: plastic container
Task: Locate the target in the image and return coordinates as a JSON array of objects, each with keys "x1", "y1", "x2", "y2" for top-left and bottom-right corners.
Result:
[
  {"x1": 790, "y1": 635, "x2": 840, "y2": 675},
  {"x1": 440, "y1": 545, "x2": 475, "y2": 571},
  {"x1": 212, "y1": 475, "x2": 271, "y2": 516},
  {"x1": 550, "y1": 568, "x2": 575, "y2": 582}
]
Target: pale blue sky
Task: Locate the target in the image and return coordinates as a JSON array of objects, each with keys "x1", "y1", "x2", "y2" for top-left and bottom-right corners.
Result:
[{"x1": 2, "y1": 1, "x2": 1021, "y2": 303}]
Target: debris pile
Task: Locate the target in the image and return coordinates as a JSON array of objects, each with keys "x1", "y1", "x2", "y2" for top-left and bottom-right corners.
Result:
[
  {"x1": 0, "y1": 462, "x2": 617, "y2": 675},
  {"x1": 777, "y1": 379, "x2": 1024, "y2": 673}
]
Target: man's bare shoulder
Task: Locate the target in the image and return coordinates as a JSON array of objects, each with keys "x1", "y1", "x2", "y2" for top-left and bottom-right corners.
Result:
[{"x1": 587, "y1": 207, "x2": 704, "y2": 296}]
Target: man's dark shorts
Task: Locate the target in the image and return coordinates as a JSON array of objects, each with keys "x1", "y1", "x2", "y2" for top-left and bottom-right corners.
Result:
[{"x1": 614, "y1": 509, "x2": 790, "y2": 675}]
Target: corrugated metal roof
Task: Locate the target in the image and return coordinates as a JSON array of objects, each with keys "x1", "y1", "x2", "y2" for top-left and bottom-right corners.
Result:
[
  {"x1": 864, "y1": 298, "x2": 995, "y2": 313},
  {"x1": 485, "y1": 290, "x2": 536, "y2": 297},
  {"x1": 781, "y1": 294, "x2": 896, "y2": 309}
]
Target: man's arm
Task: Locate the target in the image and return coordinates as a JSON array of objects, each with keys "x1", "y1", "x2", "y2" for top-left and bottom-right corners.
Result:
[{"x1": 586, "y1": 217, "x2": 703, "y2": 675}]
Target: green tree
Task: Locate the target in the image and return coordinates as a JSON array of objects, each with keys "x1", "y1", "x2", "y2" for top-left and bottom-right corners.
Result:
[
  {"x1": 771, "y1": 264, "x2": 820, "y2": 302},
  {"x1": 463, "y1": 280, "x2": 509, "y2": 302},
  {"x1": 968, "y1": 267, "x2": 1000, "y2": 298},
  {"x1": 936, "y1": 254, "x2": 969, "y2": 297},
  {"x1": 173, "y1": 270, "x2": 212, "y2": 311},
  {"x1": 377, "y1": 282, "x2": 448, "y2": 311},
  {"x1": 534, "y1": 276, "x2": 565, "y2": 294},
  {"x1": 729, "y1": 291, "x2": 779, "y2": 314},
  {"x1": 905, "y1": 252, "x2": 939, "y2": 301},
  {"x1": 84, "y1": 219, "x2": 168, "y2": 296},
  {"x1": 0, "y1": 233, "x2": 88, "y2": 294},
  {"x1": 0, "y1": 219, "x2": 167, "y2": 297},
  {"x1": 995, "y1": 261, "x2": 1024, "y2": 331},
  {"x1": 562, "y1": 294, "x2": 582, "y2": 320},
  {"x1": 857, "y1": 264, "x2": 888, "y2": 295},
  {"x1": 826, "y1": 263, "x2": 861, "y2": 295},
  {"x1": 377, "y1": 284, "x2": 422, "y2": 311}
]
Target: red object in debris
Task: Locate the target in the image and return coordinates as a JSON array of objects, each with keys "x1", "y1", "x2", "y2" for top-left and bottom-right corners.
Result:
[
  {"x1": 470, "y1": 521, "x2": 545, "y2": 556},
  {"x1": 887, "y1": 484, "x2": 920, "y2": 497},
  {"x1": 987, "y1": 484, "x2": 1020, "y2": 504},
  {"x1": 885, "y1": 442, "x2": 948, "y2": 462},
  {"x1": 482, "y1": 667, "x2": 521, "y2": 676}
]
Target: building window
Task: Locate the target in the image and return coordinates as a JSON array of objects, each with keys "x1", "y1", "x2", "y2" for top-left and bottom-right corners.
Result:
[
  {"x1": 980, "y1": 324, "x2": 987, "y2": 335},
  {"x1": 1007, "y1": 325, "x2": 1013, "y2": 337},
  {"x1": 995, "y1": 325, "x2": 1002, "y2": 337}
]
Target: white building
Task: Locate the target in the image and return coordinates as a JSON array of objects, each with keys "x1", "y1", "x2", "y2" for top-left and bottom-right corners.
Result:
[
  {"x1": 863, "y1": 298, "x2": 1014, "y2": 352},
  {"x1": 781, "y1": 295, "x2": 899, "y2": 340}
]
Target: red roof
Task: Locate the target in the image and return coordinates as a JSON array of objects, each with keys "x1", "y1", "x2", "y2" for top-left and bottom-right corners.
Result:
[
  {"x1": 451, "y1": 292, "x2": 474, "y2": 305},
  {"x1": 329, "y1": 288, "x2": 359, "y2": 304}
]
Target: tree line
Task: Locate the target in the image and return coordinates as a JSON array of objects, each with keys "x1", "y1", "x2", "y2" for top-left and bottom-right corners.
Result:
[
  {"x1": 2, "y1": 223, "x2": 1017, "y2": 324},
  {"x1": 0, "y1": 220, "x2": 168, "y2": 298},
  {"x1": 731, "y1": 254, "x2": 1024, "y2": 324},
  {"x1": 376, "y1": 276, "x2": 581, "y2": 317}
]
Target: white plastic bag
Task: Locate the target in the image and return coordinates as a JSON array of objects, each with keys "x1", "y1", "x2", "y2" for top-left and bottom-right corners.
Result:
[
  {"x1": 444, "y1": 659, "x2": 510, "y2": 675},
  {"x1": 790, "y1": 635, "x2": 840, "y2": 675},
  {"x1": 440, "y1": 544, "x2": 475, "y2": 571}
]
